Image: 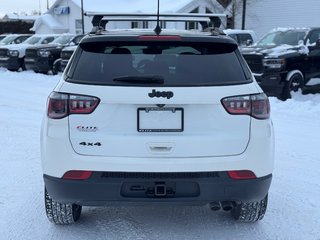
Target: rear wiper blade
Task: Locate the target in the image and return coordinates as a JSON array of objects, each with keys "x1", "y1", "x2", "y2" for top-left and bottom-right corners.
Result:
[{"x1": 113, "y1": 75, "x2": 164, "y2": 84}]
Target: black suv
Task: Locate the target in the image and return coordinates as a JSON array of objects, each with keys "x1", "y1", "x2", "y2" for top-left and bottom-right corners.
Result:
[
  {"x1": 24, "y1": 34, "x2": 75, "y2": 74},
  {"x1": 241, "y1": 28, "x2": 320, "y2": 99}
]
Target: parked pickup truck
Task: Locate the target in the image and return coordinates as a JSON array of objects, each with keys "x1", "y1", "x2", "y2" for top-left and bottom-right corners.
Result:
[
  {"x1": 0, "y1": 34, "x2": 57, "y2": 71},
  {"x1": 24, "y1": 34, "x2": 75, "y2": 74},
  {"x1": 241, "y1": 27, "x2": 320, "y2": 99}
]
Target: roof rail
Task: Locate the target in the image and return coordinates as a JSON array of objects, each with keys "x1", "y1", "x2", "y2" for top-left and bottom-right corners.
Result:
[{"x1": 84, "y1": 12, "x2": 227, "y2": 35}]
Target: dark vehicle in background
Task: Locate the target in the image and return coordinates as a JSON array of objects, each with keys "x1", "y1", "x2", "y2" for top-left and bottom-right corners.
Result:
[
  {"x1": 0, "y1": 34, "x2": 57, "y2": 71},
  {"x1": 24, "y1": 34, "x2": 75, "y2": 74},
  {"x1": 0, "y1": 34, "x2": 32, "y2": 46},
  {"x1": 241, "y1": 28, "x2": 320, "y2": 99},
  {"x1": 53, "y1": 34, "x2": 85, "y2": 72}
]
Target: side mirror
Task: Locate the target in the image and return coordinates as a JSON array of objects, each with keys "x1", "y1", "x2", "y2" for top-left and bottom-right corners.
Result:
[{"x1": 246, "y1": 39, "x2": 253, "y2": 46}]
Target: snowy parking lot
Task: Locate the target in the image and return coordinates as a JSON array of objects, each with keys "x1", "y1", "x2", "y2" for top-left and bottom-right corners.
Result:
[{"x1": 0, "y1": 68, "x2": 320, "y2": 240}]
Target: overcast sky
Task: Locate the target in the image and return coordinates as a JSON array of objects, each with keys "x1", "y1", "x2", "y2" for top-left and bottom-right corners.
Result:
[{"x1": 0, "y1": 0, "x2": 53, "y2": 16}]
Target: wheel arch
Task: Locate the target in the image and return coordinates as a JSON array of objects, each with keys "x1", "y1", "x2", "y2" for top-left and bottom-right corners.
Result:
[{"x1": 286, "y1": 69, "x2": 304, "y2": 82}]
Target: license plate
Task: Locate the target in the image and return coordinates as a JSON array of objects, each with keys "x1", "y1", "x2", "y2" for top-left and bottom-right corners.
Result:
[{"x1": 137, "y1": 107, "x2": 184, "y2": 132}]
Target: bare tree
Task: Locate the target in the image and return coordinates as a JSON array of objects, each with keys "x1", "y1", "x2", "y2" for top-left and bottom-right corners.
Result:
[{"x1": 225, "y1": 0, "x2": 254, "y2": 29}]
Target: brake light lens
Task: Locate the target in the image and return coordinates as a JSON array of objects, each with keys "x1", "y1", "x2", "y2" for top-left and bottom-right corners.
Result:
[
  {"x1": 62, "y1": 170, "x2": 93, "y2": 180},
  {"x1": 228, "y1": 170, "x2": 256, "y2": 180},
  {"x1": 222, "y1": 93, "x2": 270, "y2": 119},
  {"x1": 47, "y1": 92, "x2": 99, "y2": 119},
  {"x1": 138, "y1": 35, "x2": 182, "y2": 41}
]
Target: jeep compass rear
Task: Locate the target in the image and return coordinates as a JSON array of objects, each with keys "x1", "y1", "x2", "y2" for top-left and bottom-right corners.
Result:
[{"x1": 41, "y1": 14, "x2": 274, "y2": 225}]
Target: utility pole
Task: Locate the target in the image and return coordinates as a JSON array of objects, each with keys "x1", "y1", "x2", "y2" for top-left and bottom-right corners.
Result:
[
  {"x1": 241, "y1": 0, "x2": 247, "y2": 30},
  {"x1": 39, "y1": 0, "x2": 41, "y2": 15},
  {"x1": 47, "y1": 0, "x2": 49, "y2": 10},
  {"x1": 81, "y1": 0, "x2": 85, "y2": 34}
]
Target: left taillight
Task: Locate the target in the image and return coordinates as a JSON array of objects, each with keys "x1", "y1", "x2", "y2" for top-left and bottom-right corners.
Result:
[
  {"x1": 62, "y1": 170, "x2": 93, "y2": 180},
  {"x1": 47, "y1": 92, "x2": 99, "y2": 119},
  {"x1": 221, "y1": 93, "x2": 270, "y2": 120}
]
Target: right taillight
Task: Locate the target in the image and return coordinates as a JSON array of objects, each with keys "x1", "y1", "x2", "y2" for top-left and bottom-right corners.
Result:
[
  {"x1": 47, "y1": 92, "x2": 99, "y2": 119},
  {"x1": 222, "y1": 93, "x2": 270, "y2": 119},
  {"x1": 228, "y1": 170, "x2": 256, "y2": 180}
]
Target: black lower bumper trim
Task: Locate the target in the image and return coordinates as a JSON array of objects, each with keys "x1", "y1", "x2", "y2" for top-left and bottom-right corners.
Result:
[
  {"x1": 44, "y1": 172, "x2": 272, "y2": 206},
  {"x1": 0, "y1": 57, "x2": 21, "y2": 70},
  {"x1": 255, "y1": 72, "x2": 286, "y2": 97}
]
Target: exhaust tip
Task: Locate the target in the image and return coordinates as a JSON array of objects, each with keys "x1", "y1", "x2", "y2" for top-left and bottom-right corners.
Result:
[
  {"x1": 221, "y1": 201, "x2": 234, "y2": 211},
  {"x1": 209, "y1": 202, "x2": 221, "y2": 211}
]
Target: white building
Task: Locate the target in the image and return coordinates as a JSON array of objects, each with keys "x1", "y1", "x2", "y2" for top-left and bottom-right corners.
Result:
[
  {"x1": 31, "y1": 0, "x2": 231, "y2": 34},
  {"x1": 233, "y1": 0, "x2": 320, "y2": 38}
]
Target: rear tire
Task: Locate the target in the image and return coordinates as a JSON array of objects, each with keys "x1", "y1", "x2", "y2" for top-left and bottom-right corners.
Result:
[
  {"x1": 44, "y1": 188, "x2": 82, "y2": 225},
  {"x1": 231, "y1": 195, "x2": 268, "y2": 222},
  {"x1": 52, "y1": 59, "x2": 61, "y2": 74},
  {"x1": 282, "y1": 72, "x2": 304, "y2": 100}
]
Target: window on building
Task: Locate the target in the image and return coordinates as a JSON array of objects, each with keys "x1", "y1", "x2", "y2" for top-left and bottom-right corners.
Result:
[
  {"x1": 75, "y1": 19, "x2": 83, "y2": 34},
  {"x1": 142, "y1": 21, "x2": 149, "y2": 29},
  {"x1": 185, "y1": 8, "x2": 199, "y2": 30},
  {"x1": 160, "y1": 21, "x2": 166, "y2": 29},
  {"x1": 131, "y1": 21, "x2": 139, "y2": 29}
]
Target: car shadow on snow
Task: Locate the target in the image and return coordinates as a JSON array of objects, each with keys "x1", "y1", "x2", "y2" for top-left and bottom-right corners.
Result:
[{"x1": 49, "y1": 206, "x2": 270, "y2": 240}]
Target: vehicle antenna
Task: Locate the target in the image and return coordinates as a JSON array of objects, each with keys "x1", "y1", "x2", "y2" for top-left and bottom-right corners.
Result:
[{"x1": 154, "y1": 0, "x2": 162, "y2": 35}]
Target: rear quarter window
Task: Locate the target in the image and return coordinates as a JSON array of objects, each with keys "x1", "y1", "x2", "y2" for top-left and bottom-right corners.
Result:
[{"x1": 67, "y1": 40, "x2": 252, "y2": 87}]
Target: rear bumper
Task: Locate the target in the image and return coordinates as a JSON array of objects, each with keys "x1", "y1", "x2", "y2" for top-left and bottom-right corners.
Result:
[{"x1": 44, "y1": 172, "x2": 272, "y2": 206}]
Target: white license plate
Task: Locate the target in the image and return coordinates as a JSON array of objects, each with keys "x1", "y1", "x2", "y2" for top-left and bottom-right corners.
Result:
[{"x1": 138, "y1": 108, "x2": 184, "y2": 132}]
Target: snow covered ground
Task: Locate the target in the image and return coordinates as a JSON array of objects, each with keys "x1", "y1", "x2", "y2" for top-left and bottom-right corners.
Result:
[{"x1": 0, "y1": 68, "x2": 320, "y2": 240}]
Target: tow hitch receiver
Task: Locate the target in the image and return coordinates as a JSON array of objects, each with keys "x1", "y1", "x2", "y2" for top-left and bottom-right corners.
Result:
[{"x1": 154, "y1": 183, "x2": 167, "y2": 197}]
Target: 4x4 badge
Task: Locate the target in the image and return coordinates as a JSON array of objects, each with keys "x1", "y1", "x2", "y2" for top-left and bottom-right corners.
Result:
[{"x1": 148, "y1": 89, "x2": 174, "y2": 99}]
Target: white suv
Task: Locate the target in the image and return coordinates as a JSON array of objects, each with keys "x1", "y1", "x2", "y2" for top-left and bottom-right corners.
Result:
[{"x1": 41, "y1": 14, "x2": 274, "y2": 225}]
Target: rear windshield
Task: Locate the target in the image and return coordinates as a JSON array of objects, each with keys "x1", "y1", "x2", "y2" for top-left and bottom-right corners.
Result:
[{"x1": 67, "y1": 41, "x2": 252, "y2": 86}]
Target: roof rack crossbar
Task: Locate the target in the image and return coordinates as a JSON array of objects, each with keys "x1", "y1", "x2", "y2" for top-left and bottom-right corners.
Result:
[
  {"x1": 89, "y1": 17, "x2": 219, "y2": 22},
  {"x1": 85, "y1": 12, "x2": 227, "y2": 34},
  {"x1": 85, "y1": 12, "x2": 226, "y2": 18}
]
